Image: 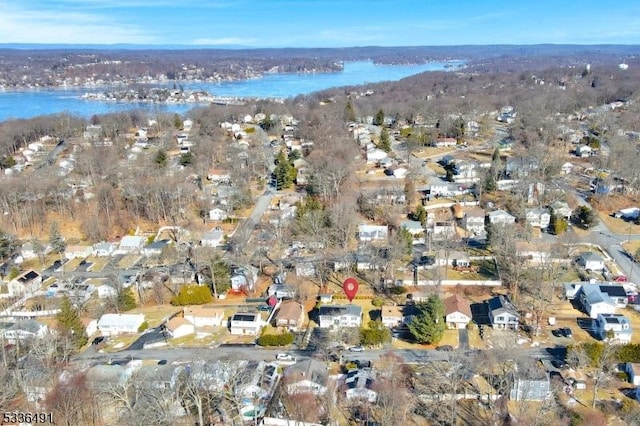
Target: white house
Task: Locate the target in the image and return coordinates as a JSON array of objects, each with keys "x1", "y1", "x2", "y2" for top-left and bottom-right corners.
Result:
[
  {"x1": 208, "y1": 208, "x2": 228, "y2": 221},
  {"x1": 431, "y1": 221, "x2": 456, "y2": 240},
  {"x1": 487, "y1": 209, "x2": 516, "y2": 226},
  {"x1": 576, "y1": 145, "x2": 593, "y2": 158},
  {"x1": 64, "y1": 245, "x2": 93, "y2": 260},
  {"x1": 97, "y1": 313, "x2": 145, "y2": 336},
  {"x1": 462, "y1": 208, "x2": 486, "y2": 235},
  {"x1": 400, "y1": 220, "x2": 424, "y2": 236},
  {"x1": 381, "y1": 305, "x2": 418, "y2": 328},
  {"x1": 432, "y1": 137, "x2": 457, "y2": 148},
  {"x1": 207, "y1": 168, "x2": 231, "y2": 184},
  {"x1": 20, "y1": 242, "x2": 38, "y2": 260},
  {"x1": 1, "y1": 320, "x2": 49, "y2": 344},
  {"x1": 561, "y1": 162, "x2": 574, "y2": 174},
  {"x1": 577, "y1": 252, "x2": 605, "y2": 271},
  {"x1": 525, "y1": 208, "x2": 551, "y2": 229},
  {"x1": 550, "y1": 201, "x2": 572, "y2": 221},
  {"x1": 594, "y1": 313, "x2": 632, "y2": 343},
  {"x1": 344, "y1": 369, "x2": 377, "y2": 403},
  {"x1": 366, "y1": 148, "x2": 388, "y2": 164},
  {"x1": 434, "y1": 249, "x2": 470, "y2": 267},
  {"x1": 201, "y1": 228, "x2": 225, "y2": 248},
  {"x1": 444, "y1": 294, "x2": 472, "y2": 329},
  {"x1": 9, "y1": 271, "x2": 42, "y2": 297},
  {"x1": 96, "y1": 284, "x2": 118, "y2": 299},
  {"x1": 118, "y1": 236, "x2": 145, "y2": 254},
  {"x1": 579, "y1": 286, "x2": 617, "y2": 319},
  {"x1": 357, "y1": 224, "x2": 388, "y2": 242},
  {"x1": 488, "y1": 295, "x2": 519, "y2": 330},
  {"x1": 165, "y1": 317, "x2": 195, "y2": 339},
  {"x1": 230, "y1": 312, "x2": 263, "y2": 336},
  {"x1": 183, "y1": 306, "x2": 225, "y2": 327},
  {"x1": 318, "y1": 305, "x2": 362, "y2": 329},
  {"x1": 93, "y1": 242, "x2": 116, "y2": 257}
]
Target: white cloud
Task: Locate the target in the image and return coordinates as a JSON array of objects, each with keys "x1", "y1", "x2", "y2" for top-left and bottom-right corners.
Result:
[{"x1": 0, "y1": 2, "x2": 157, "y2": 44}]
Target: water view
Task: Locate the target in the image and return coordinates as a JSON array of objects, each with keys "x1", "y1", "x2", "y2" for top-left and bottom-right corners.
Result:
[{"x1": 0, "y1": 60, "x2": 463, "y2": 121}]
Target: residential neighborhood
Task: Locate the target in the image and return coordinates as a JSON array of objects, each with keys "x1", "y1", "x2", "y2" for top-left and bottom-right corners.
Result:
[{"x1": 2, "y1": 42, "x2": 640, "y2": 426}]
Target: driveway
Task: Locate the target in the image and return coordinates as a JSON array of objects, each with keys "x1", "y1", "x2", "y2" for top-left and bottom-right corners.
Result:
[{"x1": 458, "y1": 328, "x2": 469, "y2": 350}]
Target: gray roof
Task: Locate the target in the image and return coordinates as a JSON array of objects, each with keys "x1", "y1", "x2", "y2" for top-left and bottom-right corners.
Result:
[
  {"x1": 578, "y1": 252, "x2": 603, "y2": 262},
  {"x1": 487, "y1": 295, "x2": 519, "y2": 317},
  {"x1": 285, "y1": 359, "x2": 328, "y2": 386},
  {"x1": 318, "y1": 304, "x2": 362, "y2": 317}
]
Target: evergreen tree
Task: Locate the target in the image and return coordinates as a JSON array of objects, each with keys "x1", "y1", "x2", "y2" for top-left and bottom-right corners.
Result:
[
  {"x1": 0, "y1": 231, "x2": 17, "y2": 262},
  {"x1": 373, "y1": 109, "x2": 385, "y2": 126},
  {"x1": 360, "y1": 320, "x2": 391, "y2": 346},
  {"x1": 155, "y1": 149, "x2": 168, "y2": 167},
  {"x1": 116, "y1": 287, "x2": 137, "y2": 312},
  {"x1": 49, "y1": 222, "x2": 66, "y2": 255},
  {"x1": 173, "y1": 113, "x2": 183, "y2": 130},
  {"x1": 274, "y1": 150, "x2": 294, "y2": 189},
  {"x1": 179, "y1": 151, "x2": 194, "y2": 166},
  {"x1": 378, "y1": 128, "x2": 391, "y2": 152},
  {"x1": 55, "y1": 296, "x2": 88, "y2": 349},
  {"x1": 344, "y1": 99, "x2": 357, "y2": 122},
  {"x1": 413, "y1": 204, "x2": 427, "y2": 226},
  {"x1": 408, "y1": 295, "x2": 445, "y2": 344}
]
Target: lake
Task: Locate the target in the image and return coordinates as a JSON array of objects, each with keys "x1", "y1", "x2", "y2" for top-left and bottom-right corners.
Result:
[{"x1": 0, "y1": 60, "x2": 463, "y2": 122}]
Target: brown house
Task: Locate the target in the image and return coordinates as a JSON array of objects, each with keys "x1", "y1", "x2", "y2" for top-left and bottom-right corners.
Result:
[
  {"x1": 444, "y1": 294, "x2": 472, "y2": 329},
  {"x1": 275, "y1": 300, "x2": 305, "y2": 331}
]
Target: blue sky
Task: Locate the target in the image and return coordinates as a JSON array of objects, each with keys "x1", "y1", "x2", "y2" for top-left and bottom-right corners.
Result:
[{"x1": 1, "y1": 0, "x2": 639, "y2": 47}]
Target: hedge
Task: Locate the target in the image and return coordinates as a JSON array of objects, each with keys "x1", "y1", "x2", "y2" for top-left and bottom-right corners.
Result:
[{"x1": 257, "y1": 332, "x2": 295, "y2": 347}]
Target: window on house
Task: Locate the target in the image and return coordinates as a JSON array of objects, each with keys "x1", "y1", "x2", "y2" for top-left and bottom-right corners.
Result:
[{"x1": 497, "y1": 316, "x2": 504, "y2": 322}]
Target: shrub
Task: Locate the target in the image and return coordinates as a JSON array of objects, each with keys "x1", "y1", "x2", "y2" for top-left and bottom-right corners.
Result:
[
  {"x1": 390, "y1": 286, "x2": 407, "y2": 295},
  {"x1": 138, "y1": 321, "x2": 149, "y2": 332},
  {"x1": 371, "y1": 297, "x2": 385, "y2": 308},
  {"x1": 257, "y1": 332, "x2": 295, "y2": 347},
  {"x1": 615, "y1": 371, "x2": 629, "y2": 381}
]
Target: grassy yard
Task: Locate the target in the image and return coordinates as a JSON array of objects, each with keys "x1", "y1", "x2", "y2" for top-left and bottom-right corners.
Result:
[
  {"x1": 86, "y1": 256, "x2": 110, "y2": 272},
  {"x1": 102, "y1": 335, "x2": 139, "y2": 353},
  {"x1": 599, "y1": 213, "x2": 640, "y2": 236},
  {"x1": 622, "y1": 240, "x2": 640, "y2": 258},
  {"x1": 117, "y1": 255, "x2": 141, "y2": 269},
  {"x1": 168, "y1": 328, "x2": 228, "y2": 347},
  {"x1": 128, "y1": 305, "x2": 182, "y2": 328},
  {"x1": 391, "y1": 328, "x2": 459, "y2": 350}
]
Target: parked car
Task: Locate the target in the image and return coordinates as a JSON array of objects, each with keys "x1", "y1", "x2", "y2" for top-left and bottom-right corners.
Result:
[
  {"x1": 157, "y1": 359, "x2": 168, "y2": 365},
  {"x1": 349, "y1": 346, "x2": 365, "y2": 352},
  {"x1": 551, "y1": 329, "x2": 564, "y2": 337},
  {"x1": 435, "y1": 345, "x2": 454, "y2": 351},
  {"x1": 276, "y1": 353, "x2": 295, "y2": 361},
  {"x1": 92, "y1": 336, "x2": 106, "y2": 345},
  {"x1": 561, "y1": 327, "x2": 573, "y2": 338}
]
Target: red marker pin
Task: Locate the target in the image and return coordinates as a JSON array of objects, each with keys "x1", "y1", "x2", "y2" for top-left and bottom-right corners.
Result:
[{"x1": 343, "y1": 277, "x2": 359, "y2": 302}]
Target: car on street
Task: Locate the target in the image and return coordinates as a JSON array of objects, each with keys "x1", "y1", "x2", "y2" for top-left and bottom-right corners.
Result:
[
  {"x1": 349, "y1": 346, "x2": 365, "y2": 352},
  {"x1": 275, "y1": 353, "x2": 295, "y2": 361},
  {"x1": 157, "y1": 359, "x2": 168, "y2": 365}
]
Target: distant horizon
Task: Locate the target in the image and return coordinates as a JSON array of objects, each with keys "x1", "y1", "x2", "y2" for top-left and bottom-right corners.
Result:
[
  {"x1": 2, "y1": 42, "x2": 640, "y2": 51},
  {"x1": 2, "y1": 1, "x2": 640, "y2": 47}
]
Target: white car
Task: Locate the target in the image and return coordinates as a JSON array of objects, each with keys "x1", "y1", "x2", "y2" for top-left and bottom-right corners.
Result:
[
  {"x1": 276, "y1": 353, "x2": 295, "y2": 361},
  {"x1": 349, "y1": 346, "x2": 365, "y2": 352}
]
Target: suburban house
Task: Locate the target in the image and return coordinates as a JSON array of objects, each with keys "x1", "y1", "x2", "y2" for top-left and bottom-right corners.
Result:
[
  {"x1": 509, "y1": 366, "x2": 551, "y2": 401},
  {"x1": 230, "y1": 312, "x2": 263, "y2": 336},
  {"x1": 577, "y1": 252, "x2": 605, "y2": 271},
  {"x1": 318, "y1": 305, "x2": 363, "y2": 329},
  {"x1": 427, "y1": 183, "x2": 468, "y2": 198},
  {"x1": 487, "y1": 295, "x2": 520, "y2": 330},
  {"x1": 201, "y1": 227, "x2": 225, "y2": 248},
  {"x1": 432, "y1": 137, "x2": 457, "y2": 148},
  {"x1": 625, "y1": 363, "x2": 640, "y2": 386},
  {"x1": 434, "y1": 249, "x2": 470, "y2": 267},
  {"x1": 444, "y1": 294, "x2": 472, "y2": 329},
  {"x1": 550, "y1": 201, "x2": 573, "y2": 220},
  {"x1": 452, "y1": 161, "x2": 482, "y2": 184},
  {"x1": 576, "y1": 145, "x2": 593, "y2": 158},
  {"x1": 20, "y1": 242, "x2": 39, "y2": 260},
  {"x1": 0, "y1": 320, "x2": 49, "y2": 344},
  {"x1": 183, "y1": 306, "x2": 225, "y2": 327},
  {"x1": 400, "y1": 220, "x2": 424, "y2": 237},
  {"x1": 165, "y1": 317, "x2": 195, "y2": 339},
  {"x1": 64, "y1": 245, "x2": 93, "y2": 260},
  {"x1": 96, "y1": 283, "x2": 118, "y2": 299},
  {"x1": 208, "y1": 207, "x2": 228, "y2": 221},
  {"x1": 366, "y1": 148, "x2": 388, "y2": 164},
  {"x1": 515, "y1": 241, "x2": 551, "y2": 265},
  {"x1": 357, "y1": 224, "x2": 389, "y2": 242},
  {"x1": 487, "y1": 209, "x2": 516, "y2": 226},
  {"x1": 578, "y1": 285, "x2": 628, "y2": 318},
  {"x1": 462, "y1": 208, "x2": 486, "y2": 235},
  {"x1": 275, "y1": 300, "x2": 305, "y2": 331},
  {"x1": 117, "y1": 236, "x2": 146, "y2": 254},
  {"x1": 525, "y1": 208, "x2": 551, "y2": 229},
  {"x1": 594, "y1": 313, "x2": 632, "y2": 343},
  {"x1": 381, "y1": 305, "x2": 418, "y2": 328},
  {"x1": 93, "y1": 242, "x2": 116, "y2": 257},
  {"x1": 97, "y1": 313, "x2": 146, "y2": 336},
  {"x1": 142, "y1": 239, "x2": 171, "y2": 257},
  {"x1": 431, "y1": 221, "x2": 456, "y2": 240},
  {"x1": 505, "y1": 156, "x2": 538, "y2": 178},
  {"x1": 9, "y1": 270, "x2": 42, "y2": 297},
  {"x1": 343, "y1": 368, "x2": 377, "y2": 403},
  {"x1": 284, "y1": 359, "x2": 329, "y2": 395},
  {"x1": 268, "y1": 284, "x2": 296, "y2": 300},
  {"x1": 560, "y1": 162, "x2": 574, "y2": 174},
  {"x1": 206, "y1": 168, "x2": 231, "y2": 184}
]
